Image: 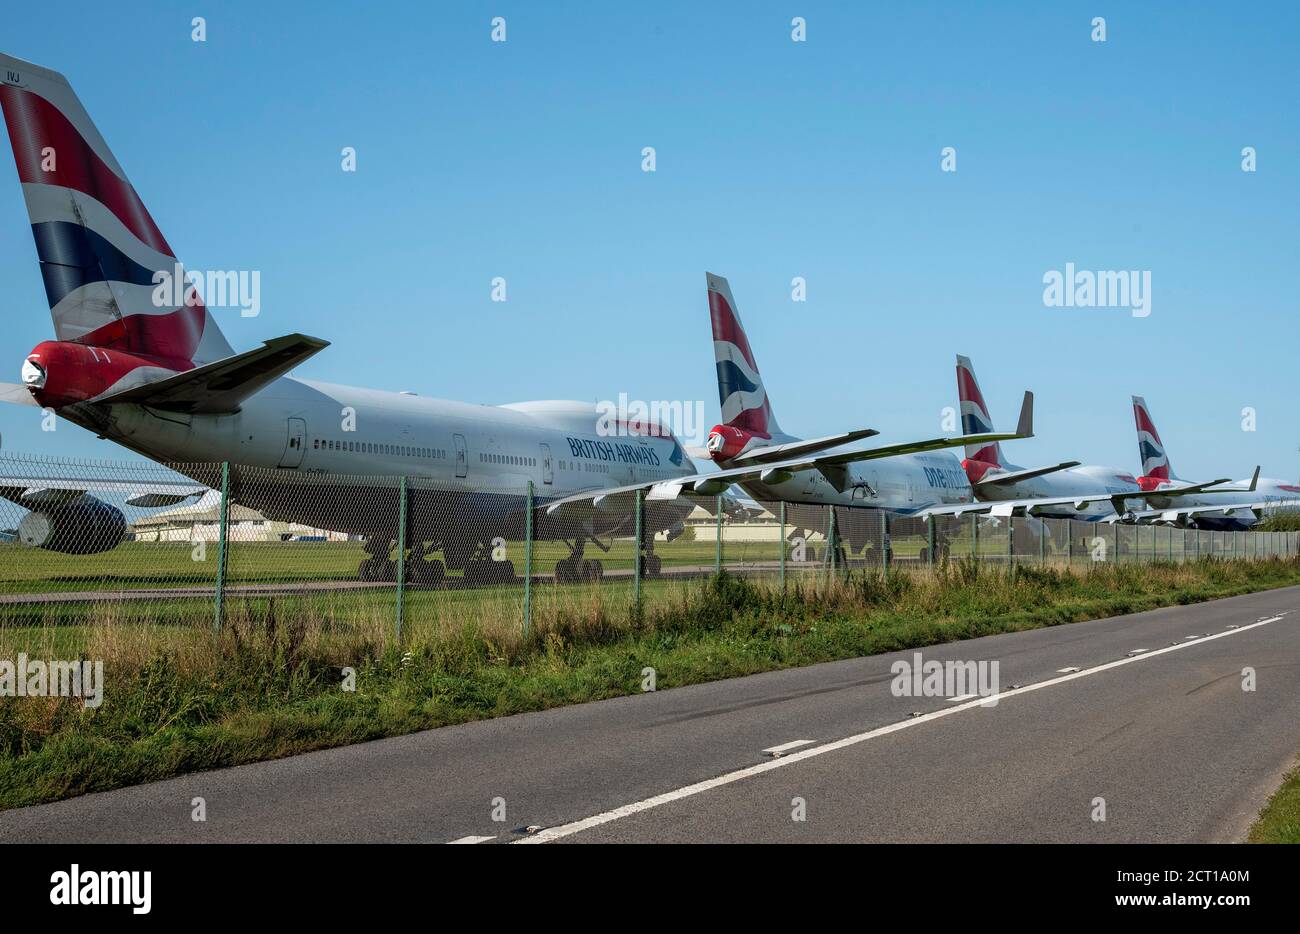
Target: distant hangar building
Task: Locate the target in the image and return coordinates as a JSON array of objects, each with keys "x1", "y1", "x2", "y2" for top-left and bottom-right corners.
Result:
[{"x1": 129, "y1": 493, "x2": 352, "y2": 543}]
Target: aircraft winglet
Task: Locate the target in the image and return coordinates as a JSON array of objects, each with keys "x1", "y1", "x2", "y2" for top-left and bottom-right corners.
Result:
[{"x1": 1015, "y1": 390, "x2": 1034, "y2": 439}]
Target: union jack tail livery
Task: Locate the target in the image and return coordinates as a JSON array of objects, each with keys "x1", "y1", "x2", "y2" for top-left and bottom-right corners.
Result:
[
  {"x1": 955, "y1": 355, "x2": 1007, "y2": 469},
  {"x1": 1132, "y1": 395, "x2": 1174, "y2": 484},
  {"x1": 706, "y1": 273, "x2": 792, "y2": 458},
  {"x1": 1, "y1": 53, "x2": 233, "y2": 406}
]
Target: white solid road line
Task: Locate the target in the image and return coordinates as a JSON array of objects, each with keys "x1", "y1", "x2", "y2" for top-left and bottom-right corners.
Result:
[
  {"x1": 447, "y1": 835, "x2": 496, "y2": 844},
  {"x1": 946, "y1": 693, "x2": 978, "y2": 703},
  {"x1": 1057, "y1": 667, "x2": 1081, "y2": 673},
  {"x1": 514, "y1": 614, "x2": 1289, "y2": 845},
  {"x1": 763, "y1": 739, "x2": 815, "y2": 754}
]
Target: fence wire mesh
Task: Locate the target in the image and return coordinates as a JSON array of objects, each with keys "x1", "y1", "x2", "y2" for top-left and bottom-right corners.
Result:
[{"x1": 1, "y1": 453, "x2": 1298, "y2": 636}]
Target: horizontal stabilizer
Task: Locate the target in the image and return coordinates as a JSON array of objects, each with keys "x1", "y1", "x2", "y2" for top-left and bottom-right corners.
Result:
[
  {"x1": 94, "y1": 334, "x2": 329, "y2": 414},
  {"x1": 0, "y1": 382, "x2": 39, "y2": 406},
  {"x1": 974, "y1": 460, "x2": 1081, "y2": 488}
]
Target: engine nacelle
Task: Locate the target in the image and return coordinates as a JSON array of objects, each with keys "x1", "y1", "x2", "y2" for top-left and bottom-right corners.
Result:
[
  {"x1": 17, "y1": 497, "x2": 126, "y2": 554},
  {"x1": 691, "y1": 478, "x2": 732, "y2": 497}
]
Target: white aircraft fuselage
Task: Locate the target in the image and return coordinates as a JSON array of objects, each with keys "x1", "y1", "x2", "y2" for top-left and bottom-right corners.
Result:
[{"x1": 972, "y1": 463, "x2": 1144, "y2": 521}]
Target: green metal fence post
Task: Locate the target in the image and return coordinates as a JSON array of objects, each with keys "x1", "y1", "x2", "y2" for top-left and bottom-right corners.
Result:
[
  {"x1": 1007, "y1": 517, "x2": 1015, "y2": 568},
  {"x1": 213, "y1": 461, "x2": 230, "y2": 634},
  {"x1": 779, "y1": 501, "x2": 786, "y2": 592},
  {"x1": 633, "y1": 488, "x2": 643, "y2": 611},
  {"x1": 927, "y1": 516, "x2": 936, "y2": 568},
  {"x1": 1039, "y1": 518, "x2": 1046, "y2": 565},
  {"x1": 971, "y1": 514, "x2": 978, "y2": 564},
  {"x1": 827, "y1": 508, "x2": 838, "y2": 582},
  {"x1": 395, "y1": 475, "x2": 407, "y2": 641},
  {"x1": 881, "y1": 510, "x2": 890, "y2": 577},
  {"x1": 715, "y1": 494, "x2": 723, "y2": 574},
  {"x1": 524, "y1": 480, "x2": 534, "y2": 635}
]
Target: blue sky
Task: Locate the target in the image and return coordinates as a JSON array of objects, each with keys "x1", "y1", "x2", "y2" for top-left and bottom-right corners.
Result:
[{"x1": 0, "y1": 1, "x2": 1296, "y2": 481}]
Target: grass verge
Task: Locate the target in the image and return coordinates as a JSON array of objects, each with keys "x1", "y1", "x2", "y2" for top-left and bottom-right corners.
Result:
[
  {"x1": 1249, "y1": 759, "x2": 1300, "y2": 843},
  {"x1": 2, "y1": 556, "x2": 1299, "y2": 810}
]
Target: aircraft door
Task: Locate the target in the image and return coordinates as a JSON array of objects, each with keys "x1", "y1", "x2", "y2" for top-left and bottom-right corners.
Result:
[
  {"x1": 278, "y1": 418, "x2": 306, "y2": 468},
  {"x1": 540, "y1": 443, "x2": 553, "y2": 484},
  {"x1": 454, "y1": 434, "x2": 468, "y2": 478}
]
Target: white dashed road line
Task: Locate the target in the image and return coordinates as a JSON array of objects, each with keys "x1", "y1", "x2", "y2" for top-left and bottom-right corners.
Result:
[{"x1": 514, "y1": 614, "x2": 1289, "y2": 844}]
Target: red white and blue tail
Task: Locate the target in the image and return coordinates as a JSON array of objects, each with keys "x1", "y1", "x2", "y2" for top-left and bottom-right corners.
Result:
[
  {"x1": 707, "y1": 273, "x2": 785, "y2": 439},
  {"x1": 955, "y1": 354, "x2": 1006, "y2": 468},
  {"x1": 0, "y1": 53, "x2": 232, "y2": 367},
  {"x1": 1132, "y1": 395, "x2": 1174, "y2": 483}
]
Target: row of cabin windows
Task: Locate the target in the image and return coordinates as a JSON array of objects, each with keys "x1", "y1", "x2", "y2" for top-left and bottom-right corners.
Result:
[
  {"x1": 553, "y1": 460, "x2": 658, "y2": 477},
  {"x1": 315, "y1": 438, "x2": 447, "y2": 460},
  {"x1": 479, "y1": 453, "x2": 537, "y2": 467}
]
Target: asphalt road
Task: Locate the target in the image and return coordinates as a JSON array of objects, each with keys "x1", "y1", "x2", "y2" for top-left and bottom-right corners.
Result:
[{"x1": 2, "y1": 585, "x2": 1298, "y2": 843}]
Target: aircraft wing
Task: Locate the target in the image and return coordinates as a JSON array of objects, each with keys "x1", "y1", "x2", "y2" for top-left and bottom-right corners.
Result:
[
  {"x1": 0, "y1": 477, "x2": 209, "y2": 508},
  {"x1": 1146, "y1": 467, "x2": 1260, "y2": 499},
  {"x1": 546, "y1": 391, "x2": 1035, "y2": 516},
  {"x1": 915, "y1": 481, "x2": 1285, "y2": 523},
  {"x1": 727, "y1": 428, "x2": 880, "y2": 464},
  {"x1": 93, "y1": 334, "x2": 329, "y2": 414},
  {"x1": 974, "y1": 461, "x2": 1081, "y2": 488},
  {"x1": 916, "y1": 496, "x2": 1125, "y2": 521},
  {"x1": 1128, "y1": 496, "x2": 1300, "y2": 525},
  {"x1": 543, "y1": 478, "x2": 732, "y2": 521},
  {"x1": 771, "y1": 390, "x2": 1033, "y2": 492}
]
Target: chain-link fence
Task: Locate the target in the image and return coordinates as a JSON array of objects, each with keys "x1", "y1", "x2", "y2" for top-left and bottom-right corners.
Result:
[{"x1": 2, "y1": 453, "x2": 1298, "y2": 637}]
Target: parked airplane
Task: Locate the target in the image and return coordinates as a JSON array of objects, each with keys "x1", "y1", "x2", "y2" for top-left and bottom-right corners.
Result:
[
  {"x1": 0, "y1": 52, "x2": 718, "y2": 581},
  {"x1": 952, "y1": 355, "x2": 1139, "y2": 521},
  {"x1": 1128, "y1": 396, "x2": 1298, "y2": 529},
  {"x1": 545, "y1": 273, "x2": 1037, "y2": 560},
  {"x1": 915, "y1": 359, "x2": 1248, "y2": 525}
]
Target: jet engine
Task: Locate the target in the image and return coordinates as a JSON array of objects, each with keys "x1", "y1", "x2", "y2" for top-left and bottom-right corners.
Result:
[{"x1": 17, "y1": 497, "x2": 127, "y2": 554}]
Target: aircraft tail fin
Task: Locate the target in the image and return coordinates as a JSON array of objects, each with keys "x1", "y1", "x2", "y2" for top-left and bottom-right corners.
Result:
[
  {"x1": 956, "y1": 354, "x2": 1006, "y2": 468},
  {"x1": 1132, "y1": 395, "x2": 1174, "y2": 481},
  {"x1": 0, "y1": 52, "x2": 233, "y2": 366},
  {"x1": 706, "y1": 273, "x2": 785, "y2": 440}
]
